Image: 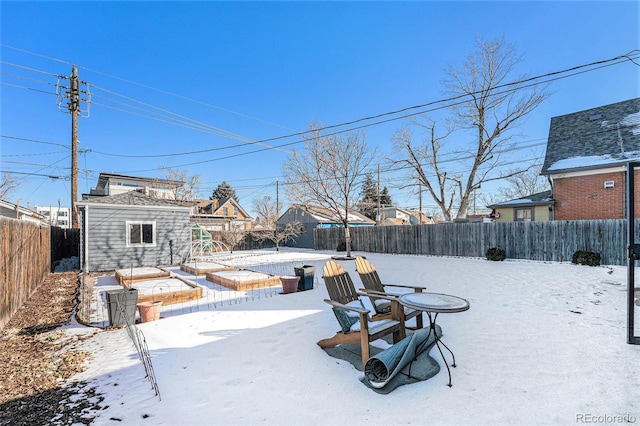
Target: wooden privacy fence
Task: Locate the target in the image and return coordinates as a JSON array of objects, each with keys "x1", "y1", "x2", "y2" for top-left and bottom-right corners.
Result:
[
  {"x1": 314, "y1": 219, "x2": 636, "y2": 266},
  {"x1": 1, "y1": 217, "x2": 51, "y2": 330},
  {"x1": 51, "y1": 226, "x2": 79, "y2": 267}
]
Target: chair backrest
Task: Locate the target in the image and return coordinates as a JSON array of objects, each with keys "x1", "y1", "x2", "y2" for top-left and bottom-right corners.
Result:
[
  {"x1": 355, "y1": 256, "x2": 385, "y2": 293},
  {"x1": 322, "y1": 260, "x2": 360, "y2": 305}
]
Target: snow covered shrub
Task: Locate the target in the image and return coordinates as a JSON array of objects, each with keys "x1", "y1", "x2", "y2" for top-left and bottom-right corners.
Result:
[
  {"x1": 486, "y1": 247, "x2": 506, "y2": 261},
  {"x1": 572, "y1": 250, "x2": 601, "y2": 266}
]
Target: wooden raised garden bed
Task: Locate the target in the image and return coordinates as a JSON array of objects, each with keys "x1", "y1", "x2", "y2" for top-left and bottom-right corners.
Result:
[
  {"x1": 206, "y1": 270, "x2": 280, "y2": 291},
  {"x1": 180, "y1": 262, "x2": 234, "y2": 276},
  {"x1": 115, "y1": 267, "x2": 170, "y2": 288},
  {"x1": 115, "y1": 268, "x2": 203, "y2": 306},
  {"x1": 133, "y1": 278, "x2": 204, "y2": 306}
]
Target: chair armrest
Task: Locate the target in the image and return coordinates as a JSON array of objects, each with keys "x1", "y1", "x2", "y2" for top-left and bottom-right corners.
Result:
[
  {"x1": 358, "y1": 288, "x2": 403, "y2": 298},
  {"x1": 322, "y1": 299, "x2": 370, "y2": 315},
  {"x1": 381, "y1": 283, "x2": 426, "y2": 292}
]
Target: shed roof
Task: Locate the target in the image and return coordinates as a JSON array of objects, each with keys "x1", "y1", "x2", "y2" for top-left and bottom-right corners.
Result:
[{"x1": 77, "y1": 190, "x2": 189, "y2": 208}]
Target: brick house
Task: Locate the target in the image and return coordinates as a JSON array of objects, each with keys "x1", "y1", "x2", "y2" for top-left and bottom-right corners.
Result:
[
  {"x1": 541, "y1": 98, "x2": 640, "y2": 220},
  {"x1": 189, "y1": 197, "x2": 252, "y2": 231}
]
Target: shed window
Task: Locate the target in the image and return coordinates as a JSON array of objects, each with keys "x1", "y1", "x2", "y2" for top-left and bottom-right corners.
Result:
[
  {"x1": 127, "y1": 221, "x2": 156, "y2": 247},
  {"x1": 514, "y1": 208, "x2": 533, "y2": 222}
]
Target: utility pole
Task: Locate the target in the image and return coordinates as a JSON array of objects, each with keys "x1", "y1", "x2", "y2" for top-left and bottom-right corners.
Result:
[
  {"x1": 377, "y1": 164, "x2": 381, "y2": 225},
  {"x1": 275, "y1": 179, "x2": 280, "y2": 252},
  {"x1": 419, "y1": 181, "x2": 423, "y2": 224},
  {"x1": 69, "y1": 66, "x2": 80, "y2": 228}
]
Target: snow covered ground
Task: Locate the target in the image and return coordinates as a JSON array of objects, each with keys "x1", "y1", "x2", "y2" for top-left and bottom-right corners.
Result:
[{"x1": 69, "y1": 249, "x2": 640, "y2": 425}]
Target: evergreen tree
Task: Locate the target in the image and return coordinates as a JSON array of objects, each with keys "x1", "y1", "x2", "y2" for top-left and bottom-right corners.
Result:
[
  {"x1": 380, "y1": 187, "x2": 392, "y2": 208},
  {"x1": 357, "y1": 174, "x2": 392, "y2": 221},
  {"x1": 210, "y1": 181, "x2": 238, "y2": 201}
]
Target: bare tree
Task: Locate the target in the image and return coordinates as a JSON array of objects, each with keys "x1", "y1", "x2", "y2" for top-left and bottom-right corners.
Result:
[
  {"x1": 393, "y1": 119, "x2": 458, "y2": 220},
  {"x1": 223, "y1": 224, "x2": 247, "y2": 253},
  {"x1": 251, "y1": 196, "x2": 301, "y2": 251},
  {"x1": 394, "y1": 37, "x2": 549, "y2": 220},
  {"x1": 283, "y1": 123, "x2": 374, "y2": 257},
  {"x1": 0, "y1": 173, "x2": 19, "y2": 200},
  {"x1": 477, "y1": 164, "x2": 550, "y2": 212},
  {"x1": 159, "y1": 166, "x2": 202, "y2": 201},
  {"x1": 498, "y1": 164, "x2": 550, "y2": 200}
]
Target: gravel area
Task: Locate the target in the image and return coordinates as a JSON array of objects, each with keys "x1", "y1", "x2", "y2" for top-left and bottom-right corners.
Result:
[{"x1": 0, "y1": 272, "x2": 103, "y2": 425}]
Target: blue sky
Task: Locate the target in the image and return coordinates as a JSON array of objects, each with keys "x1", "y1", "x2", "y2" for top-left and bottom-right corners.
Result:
[{"x1": 1, "y1": 1, "x2": 639, "y2": 216}]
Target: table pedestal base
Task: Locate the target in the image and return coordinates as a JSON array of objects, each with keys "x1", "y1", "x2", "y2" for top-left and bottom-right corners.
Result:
[{"x1": 412, "y1": 312, "x2": 458, "y2": 387}]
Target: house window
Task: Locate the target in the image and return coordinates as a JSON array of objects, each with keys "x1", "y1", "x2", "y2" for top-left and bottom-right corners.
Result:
[
  {"x1": 223, "y1": 206, "x2": 228, "y2": 216},
  {"x1": 126, "y1": 221, "x2": 156, "y2": 247},
  {"x1": 514, "y1": 208, "x2": 534, "y2": 222}
]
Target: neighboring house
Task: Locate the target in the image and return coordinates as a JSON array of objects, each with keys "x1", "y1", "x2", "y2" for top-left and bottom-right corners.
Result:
[
  {"x1": 35, "y1": 205, "x2": 71, "y2": 228},
  {"x1": 87, "y1": 172, "x2": 184, "y2": 200},
  {"x1": 189, "y1": 197, "x2": 252, "y2": 231},
  {"x1": 382, "y1": 217, "x2": 408, "y2": 226},
  {"x1": 381, "y1": 206, "x2": 435, "y2": 225},
  {"x1": 86, "y1": 172, "x2": 252, "y2": 231},
  {"x1": 407, "y1": 210, "x2": 435, "y2": 225},
  {"x1": 0, "y1": 199, "x2": 47, "y2": 224},
  {"x1": 76, "y1": 191, "x2": 192, "y2": 272},
  {"x1": 277, "y1": 204, "x2": 375, "y2": 248},
  {"x1": 541, "y1": 98, "x2": 640, "y2": 220},
  {"x1": 381, "y1": 206, "x2": 415, "y2": 225},
  {"x1": 487, "y1": 190, "x2": 555, "y2": 222}
]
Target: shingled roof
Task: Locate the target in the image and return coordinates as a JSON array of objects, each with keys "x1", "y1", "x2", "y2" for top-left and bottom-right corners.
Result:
[
  {"x1": 288, "y1": 204, "x2": 375, "y2": 224},
  {"x1": 487, "y1": 190, "x2": 554, "y2": 209},
  {"x1": 541, "y1": 98, "x2": 640, "y2": 175},
  {"x1": 78, "y1": 190, "x2": 188, "y2": 208}
]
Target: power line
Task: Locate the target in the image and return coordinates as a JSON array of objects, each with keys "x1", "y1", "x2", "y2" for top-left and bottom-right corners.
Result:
[
  {"x1": 0, "y1": 170, "x2": 67, "y2": 179},
  {"x1": 193, "y1": 50, "x2": 640, "y2": 151},
  {"x1": 3, "y1": 49, "x2": 638, "y2": 166},
  {"x1": 4, "y1": 48, "x2": 639, "y2": 197},
  {"x1": 0, "y1": 80, "x2": 57, "y2": 97},
  {"x1": 1, "y1": 135, "x2": 69, "y2": 148},
  {"x1": 88, "y1": 100, "x2": 281, "y2": 157},
  {"x1": 88, "y1": 85, "x2": 293, "y2": 154},
  {"x1": 1, "y1": 150, "x2": 68, "y2": 157},
  {"x1": 102, "y1": 50, "x2": 640, "y2": 166},
  {"x1": 0, "y1": 45, "x2": 71, "y2": 66},
  {"x1": 1, "y1": 43, "x2": 299, "y2": 131},
  {"x1": 5, "y1": 46, "x2": 637, "y2": 162},
  {"x1": 0, "y1": 71, "x2": 57, "y2": 87},
  {"x1": 0, "y1": 60, "x2": 60, "y2": 76},
  {"x1": 2, "y1": 160, "x2": 64, "y2": 168}
]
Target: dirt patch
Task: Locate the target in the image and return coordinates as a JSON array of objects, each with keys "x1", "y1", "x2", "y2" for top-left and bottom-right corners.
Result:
[{"x1": 0, "y1": 272, "x2": 102, "y2": 426}]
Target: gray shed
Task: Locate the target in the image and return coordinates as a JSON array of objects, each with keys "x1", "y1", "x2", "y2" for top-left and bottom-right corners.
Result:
[{"x1": 77, "y1": 191, "x2": 192, "y2": 272}]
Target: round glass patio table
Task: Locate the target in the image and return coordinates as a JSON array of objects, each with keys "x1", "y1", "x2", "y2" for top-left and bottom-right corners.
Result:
[{"x1": 398, "y1": 292, "x2": 470, "y2": 387}]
